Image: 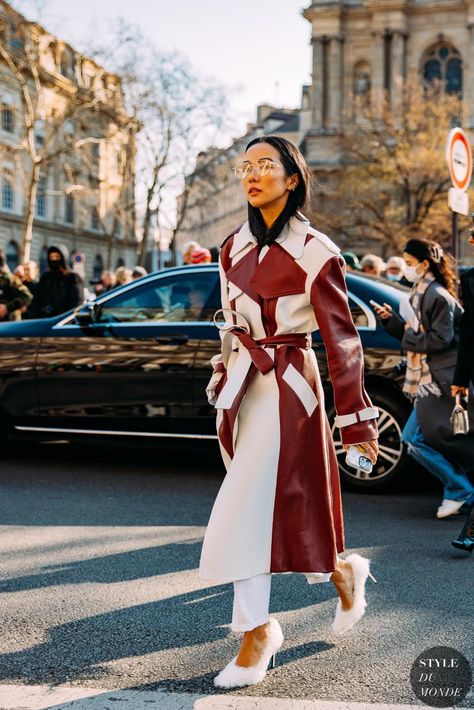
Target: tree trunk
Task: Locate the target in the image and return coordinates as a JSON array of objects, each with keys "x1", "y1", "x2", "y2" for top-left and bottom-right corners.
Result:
[
  {"x1": 138, "y1": 204, "x2": 152, "y2": 267},
  {"x1": 21, "y1": 161, "x2": 41, "y2": 263}
]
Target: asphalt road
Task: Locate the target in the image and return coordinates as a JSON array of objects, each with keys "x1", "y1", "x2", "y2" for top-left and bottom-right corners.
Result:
[{"x1": 0, "y1": 441, "x2": 472, "y2": 707}]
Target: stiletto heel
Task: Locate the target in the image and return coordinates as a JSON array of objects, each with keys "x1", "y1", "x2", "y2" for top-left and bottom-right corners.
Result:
[
  {"x1": 331, "y1": 553, "x2": 373, "y2": 635},
  {"x1": 368, "y1": 571, "x2": 377, "y2": 583},
  {"x1": 214, "y1": 618, "x2": 284, "y2": 688}
]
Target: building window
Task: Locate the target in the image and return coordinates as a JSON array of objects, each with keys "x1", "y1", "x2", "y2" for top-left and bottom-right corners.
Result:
[
  {"x1": 2, "y1": 172, "x2": 14, "y2": 210},
  {"x1": 353, "y1": 61, "x2": 371, "y2": 108},
  {"x1": 36, "y1": 175, "x2": 47, "y2": 218},
  {"x1": 6, "y1": 241, "x2": 19, "y2": 271},
  {"x1": 93, "y1": 254, "x2": 103, "y2": 280},
  {"x1": 2, "y1": 107, "x2": 14, "y2": 134},
  {"x1": 65, "y1": 193, "x2": 74, "y2": 224},
  {"x1": 115, "y1": 257, "x2": 125, "y2": 269},
  {"x1": 115, "y1": 220, "x2": 122, "y2": 238},
  {"x1": 91, "y1": 206, "x2": 100, "y2": 230},
  {"x1": 422, "y1": 44, "x2": 463, "y2": 96}
]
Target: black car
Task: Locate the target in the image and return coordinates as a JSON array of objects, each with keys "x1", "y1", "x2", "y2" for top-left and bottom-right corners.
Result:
[{"x1": 0, "y1": 264, "x2": 412, "y2": 490}]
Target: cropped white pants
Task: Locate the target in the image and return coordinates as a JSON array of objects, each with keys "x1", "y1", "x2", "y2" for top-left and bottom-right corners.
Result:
[{"x1": 231, "y1": 571, "x2": 332, "y2": 632}]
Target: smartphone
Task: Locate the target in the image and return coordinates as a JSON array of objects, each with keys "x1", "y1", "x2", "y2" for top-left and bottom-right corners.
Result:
[
  {"x1": 345, "y1": 445, "x2": 373, "y2": 473},
  {"x1": 369, "y1": 299, "x2": 384, "y2": 311}
]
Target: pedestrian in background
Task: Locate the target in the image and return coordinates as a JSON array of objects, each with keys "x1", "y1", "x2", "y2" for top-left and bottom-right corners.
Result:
[
  {"x1": 451, "y1": 228, "x2": 474, "y2": 553},
  {"x1": 202, "y1": 135, "x2": 378, "y2": 689},
  {"x1": 29, "y1": 246, "x2": 84, "y2": 318},
  {"x1": 342, "y1": 251, "x2": 363, "y2": 273},
  {"x1": 385, "y1": 256, "x2": 412, "y2": 286},
  {"x1": 115, "y1": 266, "x2": 132, "y2": 286},
  {"x1": 0, "y1": 250, "x2": 32, "y2": 321},
  {"x1": 132, "y1": 266, "x2": 148, "y2": 280},
  {"x1": 373, "y1": 239, "x2": 474, "y2": 519},
  {"x1": 190, "y1": 247, "x2": 211, "y2": 264},
  {"x1": 181, "y1": 240, "x2": 200, "y2": 264},
  {"x1": 95, "y1": 270, "x2": 116, "y2": 296},
  {"x1": 360, "y1": 253, "x2": 385, "y2": 278}
]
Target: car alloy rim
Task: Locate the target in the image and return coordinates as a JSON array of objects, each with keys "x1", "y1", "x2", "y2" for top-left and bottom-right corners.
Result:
[{"x1": 331, "y1": 405, "x2": 404, "y2": 482}]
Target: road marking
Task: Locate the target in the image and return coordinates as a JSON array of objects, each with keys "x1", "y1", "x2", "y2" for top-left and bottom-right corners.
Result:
[
  {"x1": 0, "y1": 684, "x2": 203, "y2": 710},
  {"x1": 1, "y1": 685, "x2": 469, "y2": 710}
]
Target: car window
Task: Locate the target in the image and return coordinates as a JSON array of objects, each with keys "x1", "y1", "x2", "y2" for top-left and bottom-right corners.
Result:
[
  {"x1": 97, "y1": 271, "x2": 220, "y2": 323},
  {"x1": 348, "y1": 297, "x2": 369, "y2": 327}
]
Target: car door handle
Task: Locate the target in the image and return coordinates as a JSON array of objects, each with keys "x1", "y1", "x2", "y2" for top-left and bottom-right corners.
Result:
[{"x1": 155, "y1": 335, "x2": 189, "y2": 344}]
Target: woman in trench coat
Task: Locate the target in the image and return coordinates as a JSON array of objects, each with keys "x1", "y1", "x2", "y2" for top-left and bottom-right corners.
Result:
[{"x1": 199, "y1": 136, "x2": 379, "y2": 689}]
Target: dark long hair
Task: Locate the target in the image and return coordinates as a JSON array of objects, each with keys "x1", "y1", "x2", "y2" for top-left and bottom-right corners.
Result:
[
  {"x1": 404, "y1": 238, "x2": 458, "y2": 298},
  {"x1": 245, "y1": 136, "x2": 313, "y2": 247}
]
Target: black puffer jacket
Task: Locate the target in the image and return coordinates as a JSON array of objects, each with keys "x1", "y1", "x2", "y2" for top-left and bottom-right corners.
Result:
[{"x1": 29, "y1": 246, "x2": 84, "y2": 318}]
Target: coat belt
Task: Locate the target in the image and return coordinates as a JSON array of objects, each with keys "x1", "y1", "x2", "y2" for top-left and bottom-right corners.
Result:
[{"x1": 214, "y1": 330, "x2": 311, "y2": 410}]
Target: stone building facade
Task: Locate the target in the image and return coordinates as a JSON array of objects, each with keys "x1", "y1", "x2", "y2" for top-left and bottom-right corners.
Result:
[
  {"x1": 0, "y1": 1, "x2": 137, "y2": 282},
  {"x1": 303, "y1": 0, "x2": 474, "y2": 259},
  {"x1": 176, "y1": 0, "x2": 474, "y2": 262},
  {"x1": 174, "y1": 104, "x2": 303, "y2": 254}
]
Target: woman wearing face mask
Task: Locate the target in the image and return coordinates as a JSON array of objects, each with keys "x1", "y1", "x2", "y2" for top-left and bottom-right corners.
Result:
[
  {"x1": 373, "y1": 239, "x2": 474, "y2": 520},
  {"x1": 200, "y1": 136, "x2": 379, "y2": 689}
]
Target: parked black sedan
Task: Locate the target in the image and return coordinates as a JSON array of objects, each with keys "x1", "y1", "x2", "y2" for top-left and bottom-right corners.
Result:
[{"x1": 0, "y1": 264, "x2": 412, "y2": 490}]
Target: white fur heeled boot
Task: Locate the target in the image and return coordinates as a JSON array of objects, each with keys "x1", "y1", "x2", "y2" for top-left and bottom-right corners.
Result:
[
  {"x1": 214, "y1": 617, "x2": 284, "y2": 689},
  {"x1": 331, "y1": 553, "x2": 375, "y2": 635}
]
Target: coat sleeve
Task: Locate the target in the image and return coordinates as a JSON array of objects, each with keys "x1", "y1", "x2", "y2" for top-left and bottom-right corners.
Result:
[
  {"x1": 310, "y1": 255, "x2": 378, "y2": 446},
  {"x1": 453, "y1": 271, "x2": 473, "y2": 387},
  {"x1": 401, "y1": 293, "x2": 455, "y2": 354},
  {"x1": 381, "y1": 311, "x2": 405, "y2": 341}
]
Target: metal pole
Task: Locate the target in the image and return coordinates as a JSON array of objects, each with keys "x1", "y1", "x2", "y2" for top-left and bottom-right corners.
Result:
[{"x1": 452, "y1": 210, "x2": 459, "y2": 262}]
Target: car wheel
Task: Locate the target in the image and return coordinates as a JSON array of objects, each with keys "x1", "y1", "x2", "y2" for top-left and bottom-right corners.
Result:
[{"x1": 329, "y1": 389, "x2": 412, "y2": 491}]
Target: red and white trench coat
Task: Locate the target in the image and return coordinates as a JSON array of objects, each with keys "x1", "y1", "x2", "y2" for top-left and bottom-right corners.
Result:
[{"x1": 199, "y1": 215, "x2": 379, "y2": 584}]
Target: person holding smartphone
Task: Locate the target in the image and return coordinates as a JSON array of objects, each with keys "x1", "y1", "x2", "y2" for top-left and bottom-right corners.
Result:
[
  {"x1": 372, "y1": 239, "x2": 474, "y2": 520},
  {"x1": 201, "y1": 136, "x2": 379, "y2": 689}
]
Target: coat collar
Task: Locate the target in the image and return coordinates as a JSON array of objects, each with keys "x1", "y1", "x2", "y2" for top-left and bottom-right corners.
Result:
[{"x1": 229, "y1": 213, "x2": 309, "y2": 260}]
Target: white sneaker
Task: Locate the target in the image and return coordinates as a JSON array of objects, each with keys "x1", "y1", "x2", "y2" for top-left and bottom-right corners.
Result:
[{"x1": 436, "y1": 499, "x2": 467, "y2": 519}]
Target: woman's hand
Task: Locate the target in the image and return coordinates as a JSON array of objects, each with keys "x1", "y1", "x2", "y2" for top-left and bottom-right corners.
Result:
[
  {"x1": 343, "y1": 440, "x2": 379, "y2": 465},
  {"x1": 372, "y1": 302, "x2": 392, "y2": 320},
  {"x1": 451, "y1": 385, "x2": 468, "y2": 398}
]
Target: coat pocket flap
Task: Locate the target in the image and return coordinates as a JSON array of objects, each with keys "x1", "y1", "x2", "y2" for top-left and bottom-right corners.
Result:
[{"x1": 282, "y1": 363, "x2": 318, "y2": 417}]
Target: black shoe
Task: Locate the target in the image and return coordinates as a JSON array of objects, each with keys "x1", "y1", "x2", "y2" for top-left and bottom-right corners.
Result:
[
  {"x1": 451, "y1": 537, "x2": 474, "y2": 552},
  {"x1": 452, "y1": 507, "x2": 474, "y2": 553}
]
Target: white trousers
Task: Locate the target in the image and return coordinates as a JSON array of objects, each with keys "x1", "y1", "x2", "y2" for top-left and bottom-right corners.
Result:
[{"x1": 231, "y1": 571, "x2": 332, "y2": 632}]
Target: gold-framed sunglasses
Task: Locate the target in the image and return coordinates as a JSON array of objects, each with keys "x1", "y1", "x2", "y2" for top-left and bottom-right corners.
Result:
[{"x1": 232, "y1": 158, "x2": 281, "y2": 180}]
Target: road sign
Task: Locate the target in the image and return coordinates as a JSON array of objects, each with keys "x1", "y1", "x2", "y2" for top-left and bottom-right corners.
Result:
[
  {"x1": 448, "y1": 187, "x2": 469, "y2": 216},
  {"x1": 446, "y1": 127, "x2": 472, "y2": 192}
]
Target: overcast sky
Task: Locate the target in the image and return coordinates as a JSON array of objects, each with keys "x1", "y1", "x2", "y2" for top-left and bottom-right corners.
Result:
[{"x1": 13, "y1": 0, "x2": 313, "y2": 140}]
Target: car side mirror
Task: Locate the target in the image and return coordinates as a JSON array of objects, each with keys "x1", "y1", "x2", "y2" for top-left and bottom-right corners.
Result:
[{"x1": 75, "y1": 302, "x2": 102, "y2": 326}]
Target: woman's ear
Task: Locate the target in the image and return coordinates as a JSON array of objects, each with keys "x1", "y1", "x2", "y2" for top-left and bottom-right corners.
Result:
[{"x1": 287, "y1": 174, "x2": 299, "y2": 191}]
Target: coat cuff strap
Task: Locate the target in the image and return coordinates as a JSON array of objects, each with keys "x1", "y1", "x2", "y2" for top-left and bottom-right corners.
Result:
[{"x1": 334, "y1": 407, "x2": 379, "y2": 428}]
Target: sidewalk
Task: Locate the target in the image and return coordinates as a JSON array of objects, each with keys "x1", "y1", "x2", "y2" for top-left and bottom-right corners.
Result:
[{"x1": 0, "y1": 684, "x2": 467, "y2": 710}]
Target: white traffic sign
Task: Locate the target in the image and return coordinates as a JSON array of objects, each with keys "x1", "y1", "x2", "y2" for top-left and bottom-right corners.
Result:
[
  {"x1": 448, "y1": 186, "x2": 469, "y2": 216},
  {"x1": 446, "y1": 127, "x2": 472, "y2": 192}
]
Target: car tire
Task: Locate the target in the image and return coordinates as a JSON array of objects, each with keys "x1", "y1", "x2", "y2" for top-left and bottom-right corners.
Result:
[{"x1": 329, "y1": 389, "x2": 412, "y2": 491}]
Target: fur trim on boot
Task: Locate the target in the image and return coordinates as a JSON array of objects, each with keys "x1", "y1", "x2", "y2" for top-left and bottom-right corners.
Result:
[
  {"x1": 214, "y1": 617, "x2": 284, "y2": 689},
  {"x1": 331, "y1": 553, "x2": 372, "y2": 635}
]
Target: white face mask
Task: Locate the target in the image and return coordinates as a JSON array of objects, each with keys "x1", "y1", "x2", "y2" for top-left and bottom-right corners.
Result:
[
  {"x1": 405, "y1": 264, "x2": 424, "y2": 284},
  {"x1": 386, "y1": 272, "x2": 402, "y2": 282}
]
